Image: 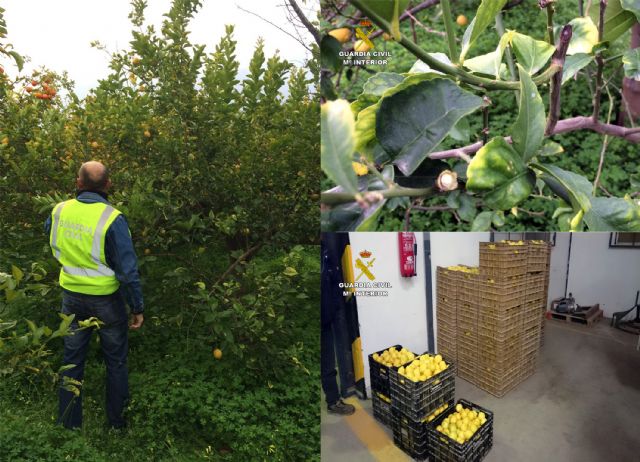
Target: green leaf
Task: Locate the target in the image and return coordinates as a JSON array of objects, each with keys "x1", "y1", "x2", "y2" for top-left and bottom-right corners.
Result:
[
  {"x1": 11, "y1": 265, "x2": 24, "y2": 285},
  {"x1": 510, "y1": 32, "x2": 555, "y2": 75},
  {"x1": 446, "y1": 190, "x2": 461, "y2": 209},
  {"x1": 377, "y1": 79, "x2": 484, "y2": 175},
  {"x1": 354, "y1": 72, "x2": 441, "y2": 159},
  {"x1": 562, "y1": 53, "x2": 594, "y2": 84},
  {"x1": 320, "y1": 35, "x2": 342, "y2": 73},
  {"x1": 354, "y1": 104, "x2": 378, "y2": 159},
  {"x1": 471, "y1": 211, "x2": 494, "y2": 231},
  {"x1": 463, "y1": 51, "x2": 507, "y2": 77},
  {"x1": 566, "y1": 17, "x2": 599, "y2": 55},
  {"x1": 446, "y1": 191, "x2": 478, "y2": 222},
  {"x1": 491, "y1": 210, "x2": 505, "y2": 228},
  {"x1": 466, "y1": 137, "x2": 535, "y2": 210},
  {"x1": 321, "y1": 166, "x2": 394, "y2": 231},
  {"x1": 0, "y1": 321, "x2": 17, "y2": 333},
  {"x1": 621, "y1": 0, "x2": 640, "y2": 20},
  {"x1": 534, "y1": 163, "x2": 592, "y2": 212},
  {"x1": 622, "y1": 48, "x2": 640, "y2": 80},
  {"x1": 283, "y1": 267, "x2": 298, "y2": 277},
  {"x1": 407, "y1": 53, "x2": 452, "y2": 75},
  {"x1": 362, "y1": 72, "x2": 405, "y2": 98},
  {"x1": 449, "y1": 118, "x2": 471, "y2": 143},
  {"x1": 584, "y1": 197, "x2": 640, "y2": 231},
  {"x1": 457, "y1": 194, "x2": 478, "y2": 222},
  {"x1": 495, "y1": 30, "x2": 516, "y2": 78},
  {"x1": 537, "y1": 141, "x2": 565, "y2": 157},
  {"x1": 511, "y1": 65, "x2": 545, "y2": 163},
  {"x1": 321, "y1": 99, "x2": 358, "y2": 194},
  {"x1": 588, "y1": 0, "x2": 637, "y2": 43},
  {"x1": 460, "y1": 0, "x2": 509, "y2": 62},
  {"x1": 8, "y1": 51, "x2": 23, "y2": 72}
]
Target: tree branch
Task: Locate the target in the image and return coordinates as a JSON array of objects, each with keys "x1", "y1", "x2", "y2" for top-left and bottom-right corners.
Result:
[
  {"x1": 214, "y1": 241, "x2": 267, "y2": 286},
  {"x1": 321, "y1": 186, "x2": 435, "y2": 205},
  {"x1": 287, "y1": 0, "x2": 321, "y2": 46},
  {"x1": 546, "y1": 25, "x2": 573, "y2": 135},
  {"x1": 426, "y1": 116, "x2": 640, "y2": 161}
]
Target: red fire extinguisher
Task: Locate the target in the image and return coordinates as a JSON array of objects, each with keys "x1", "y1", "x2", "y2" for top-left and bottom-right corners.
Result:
[{"x1": 398, "y1": 232, "x2": 417, "y2": 277}]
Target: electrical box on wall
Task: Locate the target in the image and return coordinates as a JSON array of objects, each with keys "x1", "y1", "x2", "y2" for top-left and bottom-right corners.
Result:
[{"x1": 398, "y1": 232, "x2": 417, "y2": 278}]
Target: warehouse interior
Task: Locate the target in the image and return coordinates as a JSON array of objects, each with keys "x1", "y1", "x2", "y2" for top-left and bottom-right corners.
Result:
[{"x1": 321, "y1": 232, "x2": 640, "y2": 462}]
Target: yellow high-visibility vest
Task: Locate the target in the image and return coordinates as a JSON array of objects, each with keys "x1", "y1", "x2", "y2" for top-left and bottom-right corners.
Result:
[{"x1": 50, "y1": 199, "x2": 121, "y2": 295}]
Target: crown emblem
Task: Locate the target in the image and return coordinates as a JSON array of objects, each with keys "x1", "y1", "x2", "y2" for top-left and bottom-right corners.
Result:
[{"x1": 359, "y1": 250, "x2": 372, "y2": 258}]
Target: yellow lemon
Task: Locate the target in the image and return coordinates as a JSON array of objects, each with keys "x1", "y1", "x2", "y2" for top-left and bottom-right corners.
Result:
[
  {"x1": 328, "y1": 27, "x2": 352, "y2": 43},
  {"x1": 354, "y1": 39, "x2": 372, "y2": 53},
  {"x1": 213, "y1": 348, "x2": 222, "y2": 360}
]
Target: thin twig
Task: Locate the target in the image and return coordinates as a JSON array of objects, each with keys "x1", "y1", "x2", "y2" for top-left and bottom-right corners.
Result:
[
  {"x1": 517, "y1": 208, "x2": 547, "y2": 217},
  {"x1": 237, "y1": 5, "x2": 312, "y2": 52},
  {"x1": 405, "y1": 10, "x2": 447, "y2": 38},
  {"x1": 593, "y1": 85, "x2": 614, "y2": 194},
  {"x1": 410, "y1": 17, "x2": 418, "y2": 43},
  {"x1": 599, "y1": 185, "x2": 614, "y2": 197}
]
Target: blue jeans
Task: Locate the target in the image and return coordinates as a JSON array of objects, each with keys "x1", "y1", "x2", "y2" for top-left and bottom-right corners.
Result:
[{"x1": 58, "y1": 290, "x2": 129, "y2": 429}]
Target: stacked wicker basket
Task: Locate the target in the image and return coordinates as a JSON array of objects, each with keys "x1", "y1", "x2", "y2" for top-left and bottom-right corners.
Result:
[{"x1": 436, "y1": 241, "x2": 551, "y2": 397}]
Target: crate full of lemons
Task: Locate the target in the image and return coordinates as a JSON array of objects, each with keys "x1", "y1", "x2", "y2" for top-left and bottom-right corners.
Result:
[
  {"x1": 368, "y1": 345, "x2": 416, "y2": 405},
  {"x1": 427, "y1": 400, "x2": 494, "y2": 462},
  {"x1": 389, "y1": 353, "x2": 456, "y2": 421}
]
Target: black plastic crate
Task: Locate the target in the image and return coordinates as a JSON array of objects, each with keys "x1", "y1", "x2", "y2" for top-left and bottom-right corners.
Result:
[
  {"x1": 391, "y1": 408, "x2": 428, "y2": 461},
  {"x1": 372, "y1": 392, "x2": 392, "y2": 428},
  {"x1": 389, "y1": 353, "x2": 456, "y2": 421},
  {"x1": 427, "y1": 399, "x2": 494, "y2": 462},
  {"x1": 368, "y1": 345, "x2": 414, "y2": 397}
]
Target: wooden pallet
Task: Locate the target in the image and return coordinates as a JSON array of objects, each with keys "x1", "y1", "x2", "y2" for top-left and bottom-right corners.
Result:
[{"x1": 547, "y1": 305, "x2": 603, "y2": 327}]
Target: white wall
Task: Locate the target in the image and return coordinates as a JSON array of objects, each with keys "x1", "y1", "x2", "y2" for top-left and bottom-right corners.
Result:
[
  {"x1": 548, "y1": 233, "x2": 640, "y2": 317},
  {"x1": 348, "y1": 232, "x2": 429, "y2": 395},
  {"x1": 547, "y1": 234, "x2": 570, "y2": 308}
]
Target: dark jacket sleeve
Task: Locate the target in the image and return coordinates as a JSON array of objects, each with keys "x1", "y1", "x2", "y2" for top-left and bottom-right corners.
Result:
[
  {"x1": 105, "y1": 215, "x2": 144, "y2": 314},
  {"x1": 45, "y1": 215, "x2": 52, "y2": 236}
]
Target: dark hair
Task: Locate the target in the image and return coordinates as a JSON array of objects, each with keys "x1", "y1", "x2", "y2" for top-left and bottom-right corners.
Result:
[{"x1": 78, "y1": 163, "x2": 109, "y2": 191}]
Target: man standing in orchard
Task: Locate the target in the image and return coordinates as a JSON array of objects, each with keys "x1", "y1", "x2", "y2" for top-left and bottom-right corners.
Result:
[{"x1": 45, "y1": 161, "x2": 144, "y2": 430}]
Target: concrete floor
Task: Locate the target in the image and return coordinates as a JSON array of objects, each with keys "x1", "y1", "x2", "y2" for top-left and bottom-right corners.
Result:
[{"x1": 321, "y1": 320, "x2": 640, "y2": 461}]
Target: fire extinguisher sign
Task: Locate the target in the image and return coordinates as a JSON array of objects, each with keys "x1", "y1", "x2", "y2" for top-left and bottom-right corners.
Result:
[{"x1": 399, "y1": 232, "x2": 417, "y2": 278}]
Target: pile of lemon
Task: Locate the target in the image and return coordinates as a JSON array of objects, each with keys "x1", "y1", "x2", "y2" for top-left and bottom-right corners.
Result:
[
  {"x1": 436, "y1": 403, "x2": 487, "y2": 445},
  {"x1": 372, "y1": 347, "x2": 415, "y2": 367},
  {"x1": 446, "y1": 265, "x2": 479, "y2": 274},
  {"x1": 398, "y1": 353, "x2": 448, "y2": 382},
  {"x1": 423, "y1": 403, "x2": 449, "y2": 423},
  {"x1": 502, "y1": 240, "x2": 526, "y2": 246}
]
